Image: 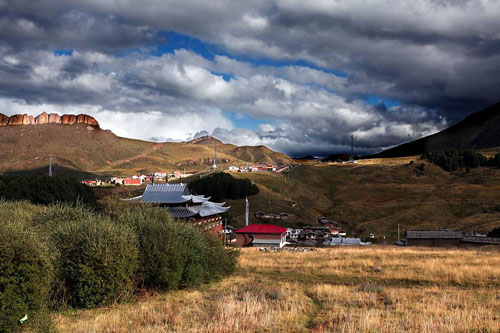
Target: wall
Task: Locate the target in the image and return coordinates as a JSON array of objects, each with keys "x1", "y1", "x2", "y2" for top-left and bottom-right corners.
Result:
[{"x1": 407, "y1": 238, "x2": 462, "y2": 247}]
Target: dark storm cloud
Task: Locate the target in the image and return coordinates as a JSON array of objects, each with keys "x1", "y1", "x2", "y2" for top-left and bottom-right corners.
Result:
[{"x1": 0, "y1": 0, "x2": 499, "y2": 155}]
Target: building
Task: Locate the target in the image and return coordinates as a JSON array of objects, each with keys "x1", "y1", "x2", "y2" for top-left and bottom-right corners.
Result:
[
  {"x1": 405, "y1": 230, "x2": 500, "y2": 247},
  {"x1": 235, "y1": 224, "x2": 287, "y2": 248},
  {"x1": 330, "y1": 237, "x2": 371, "y2": 246},
  {"x1": 405, "y1": 230, "x2": 464, "y2": 247},
  {"x1": 123, "y1": 177, "x2": 141, "y2": 185},
  {"x1": 81, "y1": 179, "x2": 101, "y2": 186},
  {"x1": 125, "y1": 183, "x2": 230, "y2": 234}
]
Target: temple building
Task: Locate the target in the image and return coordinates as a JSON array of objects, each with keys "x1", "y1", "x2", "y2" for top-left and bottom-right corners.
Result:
[{"x1": 126, "y1": 183, "x2": 229, "y2": 235}]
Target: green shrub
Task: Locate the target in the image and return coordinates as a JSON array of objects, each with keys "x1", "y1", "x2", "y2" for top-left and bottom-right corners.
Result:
[
  {"x1": 0, "y1": 176, "x2": 99, "y2": 208},
  {"x1": 51, "y1": 217, "x2": 138, "y2": 308},
  {"x1": 0, "y1": 221, "x2": 53, "y2": 332},
  {"x1": 114, "y1": 207, "x2": 188, "y2": 290},
  {"x1": 201, "y1": 233, "x2": 239, "y2": 282},
  {"x1": 189, "y1": 172, "x2": 259, "y2": 201},
  {"x1": 114, "y1": 206, "x2": 239, "y2": 290}
]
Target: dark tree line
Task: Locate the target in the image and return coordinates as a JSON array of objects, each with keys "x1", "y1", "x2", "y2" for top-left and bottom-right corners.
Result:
[
  {"x1": 422, "y1": 150, "x2": 500, "y2": 172},
  {"x1": 189, "y1": 172, "x2": 259, "y2": 201},
  {"x1": 0, "y1": 175, "x2": 99, "y2": 207}
]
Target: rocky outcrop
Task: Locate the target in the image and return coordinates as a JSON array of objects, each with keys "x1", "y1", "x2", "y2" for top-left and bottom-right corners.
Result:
[
  {"x1": 35, "y1": 112, "x2": 49, "y2": 124},
  {"x1": 7, "y1": 114, "x2": 24, "y2": 125},
  {"x1": 76, "y1": 114, "x2": 99, "y2": 126},
  {"x1": 0, "y1": 112, "x2": 99, "y2": 127},
  {"x1": 48, "y1": 113, "x2": 61, "y2": 124},
  {"x1": 0, "y1": 113, "x2": 8, "y2": 126},
  {"x1": 61, "y1": 114, "x2": 77, "y2": 125}
]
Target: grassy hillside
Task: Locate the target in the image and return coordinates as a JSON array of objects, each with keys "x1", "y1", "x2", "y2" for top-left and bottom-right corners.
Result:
[
  {"x1": 55, "y1": 247, "x2": 500, "y2": 332},
  {"x1": 0, "y1": 125, "x2": 292, "y2": 177},
  {"x1": 223, "y1": 158, "x2": 500, "y2": 239}
]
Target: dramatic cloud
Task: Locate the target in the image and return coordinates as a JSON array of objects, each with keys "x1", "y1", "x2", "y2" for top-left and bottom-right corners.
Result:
[{"x1": 0, "y1": 0, "x2": 498, "y2": 155}]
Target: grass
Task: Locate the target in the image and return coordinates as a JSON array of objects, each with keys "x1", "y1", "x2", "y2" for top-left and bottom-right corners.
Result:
[{"x1": 55, "y1": 246, "x2": 500, "y2": 332}]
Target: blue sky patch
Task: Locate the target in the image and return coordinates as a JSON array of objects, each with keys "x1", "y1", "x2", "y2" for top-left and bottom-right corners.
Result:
[
  {"x1": 365, "y1": 95, "x2": 400, "y2": 108},
  {"x1": 229, "y1": 112, "x2": 272, "y2": 130},
  {"x1": 54, "y1": 49, "x2": 73, "y2": 56},
  {"x1": 146, "y1": 31, "x2": 348, "y2": 78}
]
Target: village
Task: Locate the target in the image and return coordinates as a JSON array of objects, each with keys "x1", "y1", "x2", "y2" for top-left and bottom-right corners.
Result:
[
  {"x1": 80, "y1": 163, "x2": 288, "y2": 187},
  {"x1": 113, "y1": 179, "x2": 500, "y2": 250}
]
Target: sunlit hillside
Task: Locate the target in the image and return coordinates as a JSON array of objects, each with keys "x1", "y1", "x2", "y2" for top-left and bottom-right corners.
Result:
[{"x1": 225, "y1": 160, "x2": 500, "y2": 239}]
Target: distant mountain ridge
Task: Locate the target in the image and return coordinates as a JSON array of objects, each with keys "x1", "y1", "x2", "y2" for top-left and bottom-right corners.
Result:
[
  {"x1": 0, "y1": 116, "x2": 292, "y2": 177},
  {"x1": 0, "y1": 112, "x2": 99, "y2": 127},
  {"x1": 374, "y1": 101, "x2": 500, "y2": 158}
]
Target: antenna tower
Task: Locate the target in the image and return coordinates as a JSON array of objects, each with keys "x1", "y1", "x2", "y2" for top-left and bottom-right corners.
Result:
[
  {"x1": 49, "y1": 154, "x2": 53, "y2": 177},
  {"x1": 212, "y1": 139, "x2": 217, "y2": 170}
]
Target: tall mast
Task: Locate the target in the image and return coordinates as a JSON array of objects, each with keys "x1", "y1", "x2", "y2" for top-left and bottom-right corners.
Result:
[
  {"x1": 212, "y1": 139, "x2": 217, "y2": 170},
  {"x1": 49, "y1": 154, "x2": 52, "y2": 177}
]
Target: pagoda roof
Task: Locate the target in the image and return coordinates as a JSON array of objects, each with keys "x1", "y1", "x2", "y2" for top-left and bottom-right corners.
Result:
[{"x1": 137, "y1": 183, "x2": 210, "y2": 204}]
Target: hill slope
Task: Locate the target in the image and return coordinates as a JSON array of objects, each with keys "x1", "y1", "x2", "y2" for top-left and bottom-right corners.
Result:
[
  {"x1": 0, "y1": 124, "x2": 292, "y2": 177},
  {"x1": 375, "y1": 101, "x2": 500, "y2": 157},
  {"x1": 221, "y1": 161, "x2": 500, "y2": 240}
]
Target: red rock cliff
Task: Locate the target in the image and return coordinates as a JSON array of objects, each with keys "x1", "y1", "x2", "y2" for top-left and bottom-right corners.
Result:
[{"x1": 0, "y1": 112, "x2": 99, "y2": 128}]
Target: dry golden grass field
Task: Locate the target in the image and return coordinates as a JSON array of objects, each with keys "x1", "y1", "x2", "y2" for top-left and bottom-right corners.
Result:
[{"x1": 55, "y1": 246, "x2": 500, "y2": 333}]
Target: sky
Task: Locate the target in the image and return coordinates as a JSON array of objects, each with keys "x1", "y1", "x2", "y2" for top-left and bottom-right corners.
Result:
[{"x1": 0, "y1": 1, "x2": 499, "y2": 157}]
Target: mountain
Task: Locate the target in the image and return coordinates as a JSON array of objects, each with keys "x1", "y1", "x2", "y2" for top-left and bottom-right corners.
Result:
[
  {"x1": 374, "y1": 101, "x2": 500, "y2": 158},
  {"x1": 0, "y1": 113, "x2": 293, "y2": 177},
  {"x1": 186, "y1": 135, "x2": 292, "y2": 166}
]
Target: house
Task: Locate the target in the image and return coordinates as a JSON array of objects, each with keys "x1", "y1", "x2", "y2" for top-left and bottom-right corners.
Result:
[
  {"x1": 154, "y1": 172, "x2": 167, "y2": 177},
  {"x1": 330, "y1": 237, "x2": 371, "y2": 246},
  {"x1": 123, "y1": 178, "x2": 141, "y2": 185},
  {"x1": 228, "y1": 166, "x2": 240, "y2": 172},
  {"x1": 81, "y1": 179, "x2": 101, "y2": 186},
  {"x1": 286, "y1": 228, "x2": 301, "y2": 240},
  {"x1": 235, "y1": 224, "x2": 288, "y2": 248},
  {"x1": 460, "y1": 236, "x2": 500, "y2": 247},
  {"x1": 405, "y1": 230, "x2": 500, "y2": 247},
  {"x1": 124, "y1": 183, "x2": 229, "y2": 234},
  {"x1": 405, "y1": 230, "x2": 464, "y2": 247}
]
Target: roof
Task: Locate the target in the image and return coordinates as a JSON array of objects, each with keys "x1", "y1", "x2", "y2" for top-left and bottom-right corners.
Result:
[
  {"x1": 461, "y1": 236, "x2": 500, "y2": 245},
  {"x1": 235, "y1": 224, "x2": 287, "y2": 234},
  {"x1": 166, "y1": 204, "x2": 228, "y2": 218},
  {"x1": 139, "y1": 183, "x2": 210, "y2": 204},
  {"x1": 405, "y1": 230, "x2": 463, "y2": 239}
]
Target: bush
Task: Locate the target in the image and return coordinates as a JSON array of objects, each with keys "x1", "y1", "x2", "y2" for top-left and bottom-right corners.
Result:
[
  {"x1": 114, "y1": 206, "x2": 239, "y2": 290},
  {"x1": 189, "y1": 172, "x2": 259, "y2": 201},
  {"x1": 0, "y1": 221, "x2": 53, "y2": 332},
  {"x1": 0, "y1": 176, "x2": 99, "y2": 208},
  {"x1": 51, "y1": 217, "x2": 139, "y2": 308},
  {"x1": 422, "y1": 149, "x2": 499, "y2": 172},
  {"x1": 487, "y1": 227, "x2": 500, "y2": 238},
  {"x1": 201, "y1": 234, "x2": 239, "y2": 281}
]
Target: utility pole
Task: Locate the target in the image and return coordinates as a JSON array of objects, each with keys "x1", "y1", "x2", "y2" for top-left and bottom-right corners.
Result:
[
  {"x1": 351, "y1": 135, "x2": 354, "y2": 161},
  {"x1": 212, "y1": 139, "x2": 217, "y2": 171},
  {"x1": 245, "y1": 197, "x2": 249, "y2": 227},
  {"x1": 48, "y1": 154, "x2": 52, "y2": 177},
  {"x1": 224, "y1": 217, "x2": 227, "y2": 246},
  {"x1": 398, "y1": 224, "x2": 400, "y2": 243}
]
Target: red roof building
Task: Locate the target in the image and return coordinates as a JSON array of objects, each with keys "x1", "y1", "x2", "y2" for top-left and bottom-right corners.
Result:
[
  {"x1": 235, "y1": 224, "x2": 287, "y2": 248},
  {"x1": 123, "y1": 178, "x2": 141, "y2": 185}
]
